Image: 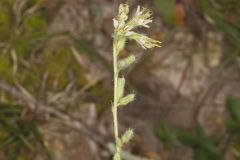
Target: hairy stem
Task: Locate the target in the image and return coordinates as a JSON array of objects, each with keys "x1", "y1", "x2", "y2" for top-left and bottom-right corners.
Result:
[{"x1": 112, "y1": 39, "x2": 120, "y2": 158}]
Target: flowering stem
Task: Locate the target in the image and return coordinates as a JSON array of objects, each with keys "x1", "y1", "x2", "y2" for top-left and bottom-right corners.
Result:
[{"x1": 112, "y1": 4, "x2": 161, "y2": 160}]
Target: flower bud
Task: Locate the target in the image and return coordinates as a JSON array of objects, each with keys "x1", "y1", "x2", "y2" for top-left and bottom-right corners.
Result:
[{"x1": 121, "y1": 129, "x2": 134, "y2": 144}]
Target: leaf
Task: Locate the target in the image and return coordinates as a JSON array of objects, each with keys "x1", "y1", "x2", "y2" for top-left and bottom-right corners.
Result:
[
  {"x1": 208, "y1": 10, "x2": 240, "y2": 49},
  {"x1": 24, "y1": 14, "x2": 46, "y2": 30},
  {"x1": 200, "y1": 142, "x2": 223, "y2": 160},
  {"x1": 117, "y1": 77, "x2": 125, "y2": 101},
  {"x1": 0, "y1": 103, "x2": 22, "y2": 116},
  {"x1": 118, "y1": 55, "x2": 136, "y2": 71},
  {"x1": 195, "y1": 0, "x2": 209, "y2": 11},
  {"x1": 156, "y1": 122, "x2": 179, "y2": 145},
  {"x1": 194, "y1": 0, "x2": 240, "y2": 49},
  {"x1": 194, "y1": 148, "x2": 209, "y2": 160},
  {"x1": 0, "y1": 136, "x2": 15, "y2": 149},
  {"x1": 118, "y1": 94, "x2": 135, "y2": 106},
  {"x1": 178, "y1": 126, "x2": 205, "y2": 144},
  {"x1": 72, "y1": 37, "x2": 111, "y2": 69},
  {"x1": 156, "y1": 122, "x2": 223, "y2": 160},
  {"x1": 16, "y1": 154, "x2": 27, "y2": 160},
  {"x1": 227, "y1": 96, "x2": 240, "y2": 122},
  {"x1": 0, "y1": 115, "x2": 19, "y2": 133},
  {"x1": 31, "y1": 118, "x2": 55, "y2": 158},
  {"x1": 155, "y1": 0, "x2": 176, "y2": 25},
  {"x1": 18, "y1": 134, "x2": 32, "y2": 149}
]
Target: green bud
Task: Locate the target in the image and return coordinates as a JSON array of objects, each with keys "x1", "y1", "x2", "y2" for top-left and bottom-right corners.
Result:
[
  {"x1": 118, "y1": 55, "x2": 136, "y2": 71},
  {"x1": 121, "y1": 129, "x2": 134, "y2": 144},
  {"x1": 118, "y1": 94, "x2": 135, "y2": 106}
]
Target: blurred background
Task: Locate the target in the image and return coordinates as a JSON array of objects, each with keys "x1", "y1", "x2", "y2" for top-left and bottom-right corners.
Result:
[{"x1": 0, "y1": 0, "x2": 240, "y2": 159}]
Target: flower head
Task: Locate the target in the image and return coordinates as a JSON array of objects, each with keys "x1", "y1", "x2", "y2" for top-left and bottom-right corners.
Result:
[
  {"x1": 125, "y1": 6, "x2": 153, "y2": 31},
  {"x1": 113, "y1": 4, "x2": 161, "y2": 50},
  {"x1": 113, "y1": 4, "x2": 129, "y2": 29}
]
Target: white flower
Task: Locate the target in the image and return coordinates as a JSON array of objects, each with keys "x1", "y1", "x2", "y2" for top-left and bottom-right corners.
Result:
[
  {"x1": 114, "y1": 4, "x2": 129, "y2": 29},
  {"x1": 126, "y1": 31, "x2": 161, "y2": 49},
  {"x1": 113, "y1": 4, "x2": 161, "y2": 49},
  {"x1": 125, "y1": 6, "x2": 153, "y2": 31}
]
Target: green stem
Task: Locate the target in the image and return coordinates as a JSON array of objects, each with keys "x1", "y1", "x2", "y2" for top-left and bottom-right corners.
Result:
[{"x1": 113, "y1": 38, "x2": 121, "y2": 158}]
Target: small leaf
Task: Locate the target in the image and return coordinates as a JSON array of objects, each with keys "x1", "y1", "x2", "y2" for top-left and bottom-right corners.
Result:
[
  {"x1": 118, "y1": 94, "x2": 135, "y2": 106},
  {"x1": 118, "y1": 55, "x2": 136, "y2": 71},
  {"x1": 18, "y1": 134, "x2": 32, "y2": 149},
  {"x1": 156, "y1": 122, "x2": 179, "y2": 145},
  {"x1": 121, "y1": 129, "x2": 134, "y2": 144},
  {"x1": 117, "y1": 77, "x2": 125, "y2": 101}
]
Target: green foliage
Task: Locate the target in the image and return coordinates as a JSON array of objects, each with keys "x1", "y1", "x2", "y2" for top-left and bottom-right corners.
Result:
[
  {"x1": 0, "y1": 3, "x2": 12, "y2": 40},
  {"x1": 156, "y1": 123, "x2": 223, "y2": 160},
  {"x1": 72, "y1": 37, "x2": 111, "y2": 69},
  {"x1": 155, "y1": 122, "x2": 179, "y2": 145},
  {"x1": 156, "y1": 96, "x2": 240, "y2": 160},
  {"x1": 227, "y1": 97, "x2": 240, "y2": 123},
  {"x1": 0, "y1": 0, "x2": 127, "y2": 159},
  {"x1": 40, "y1": 47, "x2": 87, "y2": 91},
  {"x1": 0, "y1": 53, "x2": 13, "y2": 82},
  {"x1": 0, "y1": 0, "x2": 48, "y2": 89},
  {"x1": 25, "y1": 14, "x2": 46, "y2": 29},
  {"x1": 154, "y1": 0, "x2": 176, "y2": 25},
  {"x1": 207, "y1": 11, "x2": 240, "y2": 50},
  {"x1": 194, "y1": 0, "x2": 240, "y2": 50},
  {"x1": 154, "y1": 0, "x2": 240, "y2": 49},
  {"x1": 24, "y1": 13, "x2": 47, "y2": 38},
  {"x1": 226, "y1": 97, "x2": 240, "y2": 140},
  {"x1": 0, "y1": 1, "x2": 74, "y2": 158},
  {"x1": 0, "y1": 103, "x2": 50, "y2": 160},
  {"x1": 224, "y1": 97, "x2": 240, "y2": 157},
  {"x1": 89, "y1": 82, "x2": 112, "y2": 112}
]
